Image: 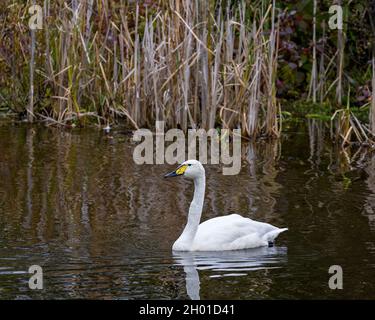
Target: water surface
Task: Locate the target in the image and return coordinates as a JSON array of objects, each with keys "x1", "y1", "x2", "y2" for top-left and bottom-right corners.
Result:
[{"x1": 0, "y1": 121, "x2": 374, "y2": 299}]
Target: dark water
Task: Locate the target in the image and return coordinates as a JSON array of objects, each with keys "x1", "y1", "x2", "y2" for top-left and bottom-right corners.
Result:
[{"x1": 0, "y1": 121, "x2": 375, "y2": 299}]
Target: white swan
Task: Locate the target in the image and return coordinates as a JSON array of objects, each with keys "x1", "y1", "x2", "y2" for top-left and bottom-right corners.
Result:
[{"x1": 164, "y1": 160, "x2": 288, "y2": 251}]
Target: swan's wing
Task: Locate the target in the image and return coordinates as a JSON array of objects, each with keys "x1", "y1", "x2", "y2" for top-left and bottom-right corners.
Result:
[{"x1": 192, "y1": 214, "x2": 283, "y2": 251}]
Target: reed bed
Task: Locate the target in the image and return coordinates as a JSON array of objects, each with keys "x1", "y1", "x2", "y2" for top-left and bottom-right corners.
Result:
[
  {"x1": 304, "y1": 0, "x2": 375, "y2": 145},
  {"x1": 0, "y1": 0, "x2": 280, "y2": 137},
  {"x1": 0, "y1": 0, "x2": 374, "y2": 143}
]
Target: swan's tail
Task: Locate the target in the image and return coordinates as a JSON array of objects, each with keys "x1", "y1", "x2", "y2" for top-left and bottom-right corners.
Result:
[{"x1": 263, "y1": 228, "x2": 288, "y2": 242}]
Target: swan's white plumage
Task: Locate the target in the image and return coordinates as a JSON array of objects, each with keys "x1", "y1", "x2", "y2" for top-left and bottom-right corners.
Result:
[
  {"x1": 191, "y1": 214, "x2": 287, "y2": 251},
  {"x1": 165, "y1": 160, "x2": 288, "y2": 252}
]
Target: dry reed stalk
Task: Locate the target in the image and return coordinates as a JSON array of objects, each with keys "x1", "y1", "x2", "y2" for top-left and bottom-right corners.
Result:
[
  {"x1": 246, "y1": 19, "x2": 262, "y2": 137},
  {"x1": 370, "y1": 0, "x2": 375, "y2": 136},
  {"x1": 336, "y1": 0, "x2": 344, "y2": 107},
  {"x1": 208, "y1": 6, "x2": 223, "y2": 130},
  {"x1": 198, "y1": 0, "x2": 209, "y2": 130},
  {"x1": 133, "y1": 2, "x2": 140, "y2": 126},
  {"x1": 371, "y1": 53, "x2": 375, "y2": 135},
  {"x1": 28, "y1": 0, "x2": 37, "y2": 123},
  {"x1": 307, "y1": 0, "x2": 317, "y2": 103},
  {"x1": 265, "y1": 0, "x2": 279, "y2": 137},
  {"x1": 318, "y1": 20, "x2": 326, "y2": 104}
]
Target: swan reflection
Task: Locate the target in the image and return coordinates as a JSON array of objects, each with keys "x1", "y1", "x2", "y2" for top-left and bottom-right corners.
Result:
[{"x1": 173, "y1": 246, "x2": 287, "y2": 300}]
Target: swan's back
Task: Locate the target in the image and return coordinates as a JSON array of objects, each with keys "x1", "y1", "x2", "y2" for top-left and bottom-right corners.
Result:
[{"x1": 192, "y1": 214, "x2": 287, "y2": 251}]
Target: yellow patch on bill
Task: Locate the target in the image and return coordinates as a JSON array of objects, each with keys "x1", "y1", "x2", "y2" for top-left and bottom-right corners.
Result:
[{"x1": 176, "y1": 165, "x2": 188, "y2": 175}]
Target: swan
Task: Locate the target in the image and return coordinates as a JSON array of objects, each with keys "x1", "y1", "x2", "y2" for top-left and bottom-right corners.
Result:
[{"x1": 164, "y1": 160, "x2": 288, "y2": 251}]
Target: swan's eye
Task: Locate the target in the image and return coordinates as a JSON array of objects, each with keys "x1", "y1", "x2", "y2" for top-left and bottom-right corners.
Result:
[{"x1": 188, "y1": 164, "x2": 192, "y2": 166}]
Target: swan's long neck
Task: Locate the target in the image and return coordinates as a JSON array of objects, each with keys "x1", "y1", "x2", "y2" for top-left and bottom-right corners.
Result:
[{"x1": 174, "y1": 175, "x2": 205, "y2": 251}]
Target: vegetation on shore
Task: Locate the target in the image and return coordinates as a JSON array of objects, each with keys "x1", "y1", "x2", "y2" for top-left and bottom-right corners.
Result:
[{"x1": 0, "y1": 0, "x2": 374, "y2": 144}]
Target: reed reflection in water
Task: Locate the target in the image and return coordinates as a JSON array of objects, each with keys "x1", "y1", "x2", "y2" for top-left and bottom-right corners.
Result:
[{"x1": 0, "y1": 123, "x2": 375, "y2": 299}]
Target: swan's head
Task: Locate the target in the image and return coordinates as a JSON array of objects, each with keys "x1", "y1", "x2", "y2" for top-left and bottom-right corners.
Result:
[{"x1": 164, "y1": 159, "x2": 205, "y2": 180}]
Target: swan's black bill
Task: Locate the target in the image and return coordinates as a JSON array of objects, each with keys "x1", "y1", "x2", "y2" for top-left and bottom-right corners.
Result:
[{"x1": 164, "y1": 170, "x2": 179, "y2": 178}]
